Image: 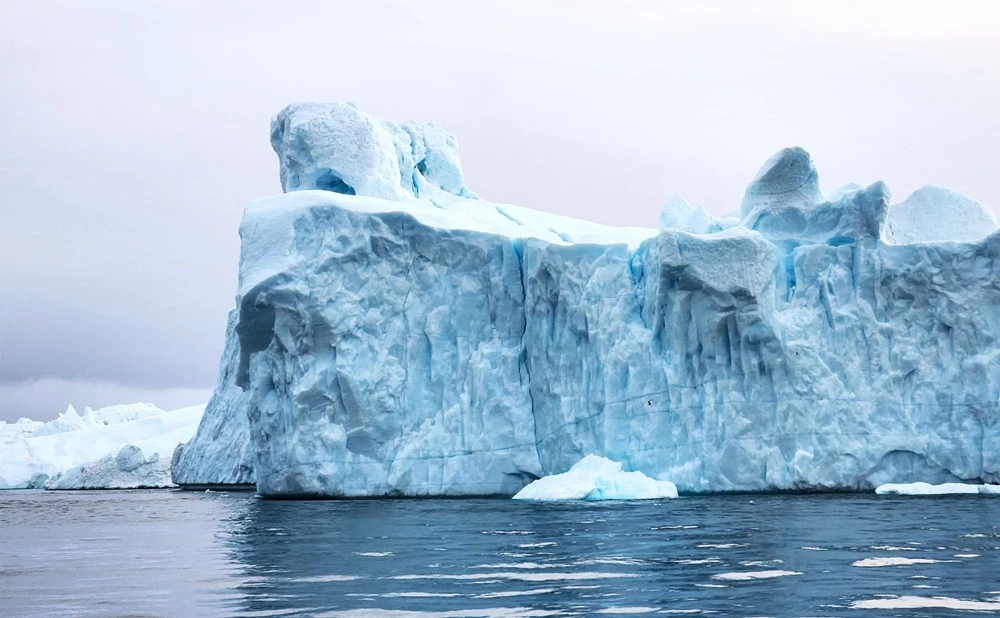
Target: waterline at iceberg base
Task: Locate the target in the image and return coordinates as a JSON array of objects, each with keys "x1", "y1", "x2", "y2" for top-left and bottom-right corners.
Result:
[{"x1": 174, "y1": 101, "x2": 1000, "y2": 497}]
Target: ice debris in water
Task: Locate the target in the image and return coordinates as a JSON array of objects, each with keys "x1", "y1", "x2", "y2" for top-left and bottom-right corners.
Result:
[
  {"x1": 884, "y1": 185, "x2": 998, "y2": 244},
  {"x1": 512, "y1": 455, "x2": 678, "y2": 501},
  {"x1": 175, "y1": 101, "x2": 1000, "y2": 498},
  {"x1": 875, "y1": 482, "x2": 1000, "y2": 496}
]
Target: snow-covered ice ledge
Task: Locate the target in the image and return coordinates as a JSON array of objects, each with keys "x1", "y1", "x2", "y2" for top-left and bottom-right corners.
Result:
[{"x1": 179, "y1": 102, "x2": 1000, "y2": 497}]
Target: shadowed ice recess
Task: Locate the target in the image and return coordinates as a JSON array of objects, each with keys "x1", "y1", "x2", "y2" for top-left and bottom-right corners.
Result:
[{"x1": 171, "y1": 102, "x2": 1000, "y2": 497}]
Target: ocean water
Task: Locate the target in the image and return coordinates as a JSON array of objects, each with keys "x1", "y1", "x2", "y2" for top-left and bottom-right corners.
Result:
[{"x1": 1, "y1": 491, "x2": 999, "y2": 617}]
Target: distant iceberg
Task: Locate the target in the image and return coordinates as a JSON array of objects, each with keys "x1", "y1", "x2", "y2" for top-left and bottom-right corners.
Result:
[
  {"x1": 875, "y1": 482, "x2": 1000, "y2": 496},
  {"x1": 47, "y1": 445, "x2": 174, "y2": 490},
  {"x1": 0, "y1": 403, "x2": 204, "y2": 489},
  {"x1": 513, "y1": 455, "x2": 678, "y2": 501},
  {"x1": 176, "y1": 102, "x2": 1000, "y2": 497}
]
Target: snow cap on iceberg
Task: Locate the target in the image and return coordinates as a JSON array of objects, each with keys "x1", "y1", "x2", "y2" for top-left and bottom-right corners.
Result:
[
  {"x1": 513, "y1": 455, "x2": 678, "y2": 501},
  {"x1": 885, "y1": 186, "x2": 998, "y2": 244},
  {"x1": 270, "y1": 102, "x2": 470, "y2": 201},
  {"x1": 740, "y1": 146, "x2": 823, "y2": 219}
]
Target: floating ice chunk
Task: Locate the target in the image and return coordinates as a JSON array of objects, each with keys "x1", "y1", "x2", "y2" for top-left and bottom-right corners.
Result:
[
  {"x1": 851, "y1": 595, "x2": 1000, "y2": 611},
  {"x1": 740, "y1": 147, "x2": 822, "y2": 219},
  {"x1": 711, "y1": 570, "x2": 801, "y2": 581},
  {"x1": 875, "y1": 482, "x2": 1000, "y2": 495},
  {"x1": 46, "y1": 445, "x2": 174, "y2": 490},
  {"x1": 885, "y1": 185, "x2": 998, "y2": 244},
  {"x1": 512, "y1": 455, "x2": 678, "y2": 501},
  {"x1": 852, "y1": 557, "x2": 947, "y2": 567}
]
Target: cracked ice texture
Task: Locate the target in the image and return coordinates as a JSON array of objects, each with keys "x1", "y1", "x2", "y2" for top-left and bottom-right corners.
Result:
[{"x1": 183, "y1": 102, "x2": 1000, "y2": 496}]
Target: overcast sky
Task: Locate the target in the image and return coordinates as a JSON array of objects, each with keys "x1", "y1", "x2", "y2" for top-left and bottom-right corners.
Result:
[{"x1": 2, "y1": 1, "x2": 999, "y2": 421}]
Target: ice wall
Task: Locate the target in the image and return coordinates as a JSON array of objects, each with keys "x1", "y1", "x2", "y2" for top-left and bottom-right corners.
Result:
[
  {"x1": 191, "y1": 102, "x2": 1000, "y2": 496},
  {"x1": 171, "y1": 310, "x2": 255, "y2": 486}
]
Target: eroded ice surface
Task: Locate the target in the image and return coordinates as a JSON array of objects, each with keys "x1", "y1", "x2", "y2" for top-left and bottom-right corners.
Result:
[
  {"x1": 884, "y1": 186, "x2": 997, "y2": 245},
  {"x1": 171, "y1": 310, "x2": 255, "y2": 487},
  {"x1": 876, "y1": 482, "x2": 1000, "y2": 496},
  {"x1": 512, "y1": 455, "x2": 678, "y2": 501},
  {"x1": 0, "y1": 403, "x2": 204, "y2": 489},
  {"x1": 182, "y1": 102, "x2": 1000, "y2": 496},
  {"x1": 47, "y1": 445, "x2": 174, "y2": 490}
]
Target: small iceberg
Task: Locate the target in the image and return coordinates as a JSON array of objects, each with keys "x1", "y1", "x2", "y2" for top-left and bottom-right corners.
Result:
[
  {"x1": 513, "y1": 455, "x2": 678, "y2": 501},
  {"x1": 46, "y1": 445, "x2": 174, "y2": 490},
  {"x1": 875, "y1": 482, "x2": 1000, "y2": 496}
]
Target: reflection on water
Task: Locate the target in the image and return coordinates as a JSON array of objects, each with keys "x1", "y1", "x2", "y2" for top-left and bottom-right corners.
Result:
[{"x1": 2, "y1": 490, "x2": 1000, "y2": 616}]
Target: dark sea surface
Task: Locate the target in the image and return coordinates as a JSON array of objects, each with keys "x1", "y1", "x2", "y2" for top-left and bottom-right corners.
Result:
[{"x1": 2, "y1": 490, "x2": 1000, "y2": 617}]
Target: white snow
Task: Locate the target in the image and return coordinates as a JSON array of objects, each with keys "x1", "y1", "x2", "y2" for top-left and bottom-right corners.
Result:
[
  {"x1": 0, "y1": 403, "x2": 205, "y2": 489},
  {"x1": 512, "y1": 455, "x2": 678, "y2": 501},
  {"x1": 875, "y1": 482, "x2": 1000, "y2": 496}
]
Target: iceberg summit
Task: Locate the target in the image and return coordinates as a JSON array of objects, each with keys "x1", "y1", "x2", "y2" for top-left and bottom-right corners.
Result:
[{"x1": 172, "y1": 101, "x2": 1000, "y2": 497}]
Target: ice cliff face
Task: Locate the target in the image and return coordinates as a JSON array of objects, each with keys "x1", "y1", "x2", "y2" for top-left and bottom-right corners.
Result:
[
  {"x1": 170, "y1": 310, "x2": 254, "y2": 487},
  {"x1": 182, "y1": 102, "x2": 1000, "y2": 496}
]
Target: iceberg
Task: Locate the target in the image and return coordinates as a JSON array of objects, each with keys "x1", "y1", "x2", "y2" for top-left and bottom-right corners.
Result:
[
  {"x1": 875, "y1": 482, "x2": 1000, "y2": 496},
  {"x1": 182, "y1": 102, "x2": 1000, "y2": 497},
  {"x1": 512, "y1": 455, "x2": 678, "y2": 501},
  {"x1": 47, "y1": 445, "x2": 174, "y2": 490},
  {"x1": 0, "y1": 403, "x2": 204, "y2": 489}
]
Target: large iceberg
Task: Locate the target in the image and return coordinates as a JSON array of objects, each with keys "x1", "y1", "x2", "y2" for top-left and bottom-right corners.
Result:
[
  {"x1": 0, "y1": 403, "x2": 204, "y2": 489},
  {"x1": 181, "y1": 102, "x2": 1000, "y2": 497}
]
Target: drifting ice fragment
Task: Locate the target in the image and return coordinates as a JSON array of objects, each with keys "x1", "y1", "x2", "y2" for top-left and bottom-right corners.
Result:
[
  {"x1": 512, "y1": 455, "x2": 678, "y2": 501},
  {"x1": 875, "y1": 482, "x2": 1000, "y2": 496}
]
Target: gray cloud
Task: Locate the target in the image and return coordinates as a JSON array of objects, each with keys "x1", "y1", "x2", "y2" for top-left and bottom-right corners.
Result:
[{"x1": 2, "y1": 0, "x2": 998, "y2": 420}]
